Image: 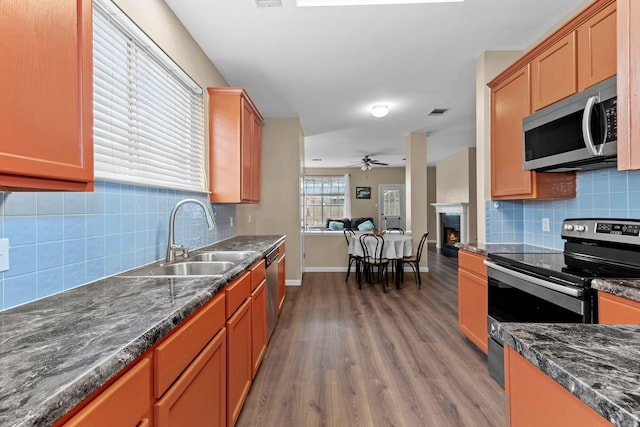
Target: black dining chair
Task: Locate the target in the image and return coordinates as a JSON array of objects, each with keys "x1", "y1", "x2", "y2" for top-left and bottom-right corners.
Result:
[
  {"x1": 344, "y1": 229, "x2": 361, "y2": 283},
  {"x1": 359, "y1": 233, "x2": 390, "y2": 292},
  {"x1": 399, "y1": 232, "x2": 429, "y2": 290}
]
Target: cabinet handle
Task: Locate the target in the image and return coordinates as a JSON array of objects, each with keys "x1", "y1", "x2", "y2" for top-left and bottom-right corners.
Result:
[{"x1": 137, "y1": 418, "x2": 150, "y2": 427}]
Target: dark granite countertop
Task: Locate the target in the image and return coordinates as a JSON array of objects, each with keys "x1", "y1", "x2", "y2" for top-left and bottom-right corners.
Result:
[
  {"x1": 494, "y1": 322, "x2": 640, "y2": 427},
  {"x1": 0, "y1": 235, "x2": 285, "y2": 427},
  {"x1": 456, "y1": 242, "x2": 559, "y2": 256}
]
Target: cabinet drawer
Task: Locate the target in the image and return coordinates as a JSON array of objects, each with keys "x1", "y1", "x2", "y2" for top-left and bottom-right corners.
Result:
[
  {"x1": 154, "y1": 293, "x2": 226, "y2": 398},
  {"x1": 458, "y1": 250, "x2": 487, "y2": 277},
  {"x1": 278, "y1": 242, "x2": 285, "y2": 258},
  {"x1": 226, "y1": 271, "x2": 251, "y2": 318},
  {"x1": 64, "y1": 358, "x2": 152, "y2": 427},
  {"x1": 598, "y1": 291, "x2": 640, "y2": 324},
  {"x1": 250, "y1": 259, "x2": 266, "y2": 291}
]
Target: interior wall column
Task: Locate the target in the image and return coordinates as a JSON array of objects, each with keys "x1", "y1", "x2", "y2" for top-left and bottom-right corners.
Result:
[{"x1": 405, "y1": 131, "x2": 429, "y2": 270}]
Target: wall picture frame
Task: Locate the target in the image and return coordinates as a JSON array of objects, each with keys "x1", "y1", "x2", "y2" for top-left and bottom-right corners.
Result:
[{"x1": 355, "y1": 186, "x2": 371, "y2": 199}]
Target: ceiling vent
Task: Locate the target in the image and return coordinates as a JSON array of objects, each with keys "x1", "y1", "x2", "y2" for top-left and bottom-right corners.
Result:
[
  {"x1": 428, "y1": 108, "x2": 448, "y2": 116},
  {"x1": 255, "y1": 0, "x2": 283, "y2": 6}
]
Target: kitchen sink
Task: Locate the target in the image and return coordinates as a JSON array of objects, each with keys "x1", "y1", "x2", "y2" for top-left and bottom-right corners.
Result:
[
  {"x1": 147, "y1": 261, "x2": 235, "y2": 276},
  {"x1": 188, "y1": 251, "x2": 258, "y2": 263}
]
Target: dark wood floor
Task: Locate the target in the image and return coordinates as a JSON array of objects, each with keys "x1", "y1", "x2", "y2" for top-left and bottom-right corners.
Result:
[{"x1": 237, "y1": 246, "x2": 505, "y2": 427}]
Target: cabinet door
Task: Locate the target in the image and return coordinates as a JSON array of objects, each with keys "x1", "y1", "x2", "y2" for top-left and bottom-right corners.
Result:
[
  {"x1": 252, "y1": 113, "x2": 262, "y2": 202},
  {"x1": 0, "y1": 0, "x2": 93, "y2": 191},
  {"x1": 616, "y1": 0, "x2": 640, "y2": 170},
  {"x1": 227, "y1": 299, "x2": 252, "y2": 427},
  {"x1": 505, "y1": 347, "x2": 612, "y2": 427},
  {"x1": 491, "y1": 65, "x2": 533, "y2": 198},
  {"x1": 241, "y1": 98, "x2": 254, "y2": 201},
  {"x1": 155, "y1": 328, "x2": 227, "y2": 427},
  {"x1": 277, "y1": 254, "x2": 286, "y2": 314},
  {"x1": 251, "y1": 280, "x2": 267, "y2": 379},
  {"x1": 458, "y1": 269, "x2": 488, "y2": 354},
  {"x1": 598, "y1": 291, "x2": 640, "y2": 324},
  {"x1": 64, "y1": 358, "x2": 153, "y2": 427},
  {"x1": 578, "y1": 2, "x2": 617, "y2": 91},
  {"x1": 531, "y1": 32, "x2": 577, "y2": 111}
]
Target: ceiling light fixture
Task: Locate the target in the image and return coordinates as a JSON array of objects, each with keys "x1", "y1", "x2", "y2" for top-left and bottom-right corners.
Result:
[
  {"x1": 297, "y1": 0, "x2": 462, "y2": 6},
  {"x1": 361, "y1": 164, "x2": 372, "y2": 171},
  {"x1": 371, "y1": 104, "x2": 389, "y2": 118}
]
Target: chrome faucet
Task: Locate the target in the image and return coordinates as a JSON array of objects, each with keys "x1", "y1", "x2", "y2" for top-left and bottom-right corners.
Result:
[{"x1": 166, "y1": 199, "x2": 216, "y2": 263}]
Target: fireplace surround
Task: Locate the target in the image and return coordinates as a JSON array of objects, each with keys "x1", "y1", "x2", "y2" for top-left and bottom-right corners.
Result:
[{"x1": 431, "y1": 202, "x2": 469, "y2": 256}]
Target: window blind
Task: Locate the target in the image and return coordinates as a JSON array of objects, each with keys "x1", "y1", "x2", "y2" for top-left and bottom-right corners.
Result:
[{"x1": 93, "y1": 0, "x2": 206, "y2": 192}]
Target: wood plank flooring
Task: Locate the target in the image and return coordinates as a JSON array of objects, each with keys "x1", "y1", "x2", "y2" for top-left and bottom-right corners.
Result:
[{"x1": 237, "y1": 247, "x2": 505, "y2": 427}]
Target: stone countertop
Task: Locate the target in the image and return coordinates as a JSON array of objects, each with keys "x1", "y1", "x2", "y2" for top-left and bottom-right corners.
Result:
[
  {"x1": 0, "y1": 235, "x2": 285, "y2": 427},
  {"x1": 494, "y1": 322, "x2": 640, "y2": 427},
  {"x1": 456, "y1": 242, "x2": 560, "y2": 256}
]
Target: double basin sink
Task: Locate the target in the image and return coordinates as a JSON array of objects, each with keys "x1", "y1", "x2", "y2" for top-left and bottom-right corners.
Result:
[{"x1": 121, "y1": 251, "x2": 258, "y2": 278}]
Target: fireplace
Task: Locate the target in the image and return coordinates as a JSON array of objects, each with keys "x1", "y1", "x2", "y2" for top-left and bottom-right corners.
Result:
[
  {"x1": 442, "y1": 214, "x2": 460, "y2": 258},
  {"x1": 431, "y1": 202, "x2": 468, "y2": 256}
]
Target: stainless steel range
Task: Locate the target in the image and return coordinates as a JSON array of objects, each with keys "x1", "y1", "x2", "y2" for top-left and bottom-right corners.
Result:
[{"x1": 484, "y1": 218, "x2": 640, "y2": 386}]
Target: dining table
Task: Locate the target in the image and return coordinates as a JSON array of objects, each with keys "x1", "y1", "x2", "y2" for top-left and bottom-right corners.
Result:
[{"x1": 348, "y1": 232, "x2": 413, "y2": 288}]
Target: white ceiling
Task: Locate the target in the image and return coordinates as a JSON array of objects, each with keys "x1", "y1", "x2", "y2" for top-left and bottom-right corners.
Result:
[{"x1": 165, "y1": 0, "x2": 588, "y2": 168}]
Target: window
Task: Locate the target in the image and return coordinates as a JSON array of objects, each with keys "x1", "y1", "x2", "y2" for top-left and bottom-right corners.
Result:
[
  {"x1": 92, "y1": 0, "x2": 206, "y2": 192},
  {"x1": 303, "y1": 176, "x2": 346, "y2": 228}
]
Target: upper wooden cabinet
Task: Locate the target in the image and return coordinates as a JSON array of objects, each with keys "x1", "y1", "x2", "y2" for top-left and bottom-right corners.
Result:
[
  {"x1": 531, "y1": 32, "x2": 577, "y2": 111},
  {"x1": 208, "y1": 88, "x2": 263, "y2": 203},
  {"x1": 0, "y1": 0, "x2": 93, "y2": 191},
  {"x1": 578, "y1": 1, "x2": 617, "y2": 91},
  {"x1": 617, "y1": 0, "x2": 640, "y2": 170},
  {"x1": 490, "y1": 65, "x2": 576, "y2": 200}
]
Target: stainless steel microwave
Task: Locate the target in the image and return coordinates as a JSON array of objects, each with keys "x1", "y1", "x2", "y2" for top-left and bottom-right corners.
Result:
[{"x1": 523, "y1": 76, "x2": 617, "y2": 172}]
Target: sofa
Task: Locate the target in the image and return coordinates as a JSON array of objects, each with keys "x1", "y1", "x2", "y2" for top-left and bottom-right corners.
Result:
[{"x1": 326, "y1": 217, "x2": 376, "y2": 231}]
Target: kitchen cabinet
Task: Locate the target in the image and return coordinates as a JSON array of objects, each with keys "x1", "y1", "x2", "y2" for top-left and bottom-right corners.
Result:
[
  {"x1": 504, "y1": 346, "x2": 612, "y2": 427},
  {"x1": 457, "y1": 250, "x2": 488, "y2": 354},
  {"x1": 277, "y1": 244, "x2": 286, "y2": 314},
  {"x1": 155, "y1": 329, "x2": 226, "y2": 427},
  {"x1": 578, "y1": 1, "x2": 617, "y2": 91},
  {"x1": 250, "y1": 260, "x2": 267, "y2": 379},
  {"x1": 531, "y1": 32, "x2": 577, "y2": 111},
  {"x1": 63, "y1": 358, "x2": 153, "y2": 427},
  {"x1": 226, "y1": 299, "x2": 252, "y2": 427},
  {"x1": 617, "y1": 0, "x2": 640, "y2": 170},
  {"x1": 489, "y1": 65, "x2": 576, "y2": 200},
  {"x1": 598, "y1": 291, "x2": 640, "y2": 324},
  {"x1": 208, "y1": 88, "x2": 263, "y2": 203},
  {"x1": 0, "y1": 0, "x2": 93, "y2": 191}
]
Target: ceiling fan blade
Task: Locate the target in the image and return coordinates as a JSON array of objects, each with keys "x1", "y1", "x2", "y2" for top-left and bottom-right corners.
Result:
[{"x1": 371, "y1": 160, "x2": 389, "y2": 165}]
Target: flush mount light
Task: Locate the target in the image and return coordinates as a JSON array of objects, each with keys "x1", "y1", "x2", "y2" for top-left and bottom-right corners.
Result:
[
  {"x1": 298, "y1": 0, "x2": 462, "y2": 6},
  {"x1": 371, "y1": 104, "x2": 389, "y2": 118}
]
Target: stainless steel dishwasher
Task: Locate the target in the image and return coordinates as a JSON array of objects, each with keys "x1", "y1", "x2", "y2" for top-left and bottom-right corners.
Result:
[{"x1": 265, "y1": 247, "x2": 279, "y2": 342}]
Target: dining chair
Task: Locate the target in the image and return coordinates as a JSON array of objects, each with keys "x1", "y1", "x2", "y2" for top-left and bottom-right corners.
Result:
[
  {"x1": 359, "y1": 234, "x2": 390, "y2": 292},
  {"x1": 399, "y1": 232, "x2": 429, "y2": 290},
  {"x1": 344, "y1": 229, "x2": 361, "y2": 283},
  {"x1": 385, "y1": 227, "x2": 405, "y2": 234}
]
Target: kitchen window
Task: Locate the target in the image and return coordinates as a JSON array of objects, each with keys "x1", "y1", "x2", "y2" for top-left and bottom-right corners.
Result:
[
  {"x1": 92, "y1": 0, "x2": 206, "y2": 192},
  {"x1": 303, "y1": 176, "x2": 346, "y2": 228}
]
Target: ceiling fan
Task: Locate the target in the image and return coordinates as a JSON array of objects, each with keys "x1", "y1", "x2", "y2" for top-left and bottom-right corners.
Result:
[{"x1": 350, "y1": 155, "x2": 389, "y2": 171}]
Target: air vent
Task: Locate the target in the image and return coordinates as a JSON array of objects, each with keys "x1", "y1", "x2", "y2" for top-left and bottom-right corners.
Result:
[
  {"x1": 428, "y1": 108, "x2": 448, "y2": 116},
  {"x1": 255, "y1": 0, "x2": 282, "y2": 6}
]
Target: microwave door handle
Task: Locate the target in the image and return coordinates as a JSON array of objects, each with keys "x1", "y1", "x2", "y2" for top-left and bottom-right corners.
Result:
[{"x1": 581, "y1": 95, "x2": 604, "y2": 156}]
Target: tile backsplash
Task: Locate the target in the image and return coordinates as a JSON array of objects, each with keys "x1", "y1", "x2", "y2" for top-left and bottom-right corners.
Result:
[
  {"x1": 486, "y1": 168, "x2": 640, "y2": 249},
  {"x1": 0, "y1": 182, "x2": 236, "y2": 310}
]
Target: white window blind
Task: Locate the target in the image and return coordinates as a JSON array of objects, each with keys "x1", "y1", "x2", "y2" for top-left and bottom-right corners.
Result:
[{"x1": 93, "y1": 0, "x2": 206, "y2": 192}]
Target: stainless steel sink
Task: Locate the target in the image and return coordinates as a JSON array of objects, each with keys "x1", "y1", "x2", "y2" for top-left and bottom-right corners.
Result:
[
  {"x1": 189, "y1": 251, "x2": 257, "y2": 263},
  {"x1": 147, "y1": 261, "x2": 235, "y2": 276}
]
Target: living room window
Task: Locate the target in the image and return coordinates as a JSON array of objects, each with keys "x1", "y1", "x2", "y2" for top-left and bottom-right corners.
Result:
[{"x1": 303, "y1": 176, "x2": 346, "y2": 229}]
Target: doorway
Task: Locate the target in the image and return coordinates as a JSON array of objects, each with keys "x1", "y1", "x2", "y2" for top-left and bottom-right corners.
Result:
[{"x1": 378, "y1": 184, "x2": 406, "y2": 230}]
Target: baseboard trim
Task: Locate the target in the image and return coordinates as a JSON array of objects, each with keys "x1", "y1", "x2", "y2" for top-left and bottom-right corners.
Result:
[{"x1": 285, "y1": 279, "x2": 302, "y2": 286}]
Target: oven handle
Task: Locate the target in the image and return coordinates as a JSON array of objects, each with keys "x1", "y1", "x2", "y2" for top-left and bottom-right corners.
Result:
[{"x1": 483, "y1": 260, "x2": 582, "y2": 298}]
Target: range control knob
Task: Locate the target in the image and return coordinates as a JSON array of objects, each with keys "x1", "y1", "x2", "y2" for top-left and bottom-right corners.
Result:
[
  {"x1": 575, "y1": 224, "x2": 587, "y2": 232},
  {"x1": 564, "y1": 224, "x2": 575, "y2": 231}
]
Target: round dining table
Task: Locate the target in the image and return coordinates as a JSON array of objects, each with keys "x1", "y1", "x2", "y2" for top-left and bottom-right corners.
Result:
[{"x1": 348, "y1": 232, "x2": 413, "y2": 288}]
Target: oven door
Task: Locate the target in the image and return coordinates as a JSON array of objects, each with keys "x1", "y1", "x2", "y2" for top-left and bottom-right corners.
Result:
[{"x1": 484, "y1": 260, "x2": 593, "y2": 387}]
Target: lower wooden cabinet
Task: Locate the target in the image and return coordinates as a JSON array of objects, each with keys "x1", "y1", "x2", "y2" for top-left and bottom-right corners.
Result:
[
  {"x1": 251, "y1": 279, "x2": 267, "y2": 379},
  {"x1": 277, "y1": 253, "x2": 286, "y2": 314},
  {"x1": 63, "y1": 358, "x2": 153, "y2": 427},
  {"x1": 226, "y1": 299, "x2": 252, "y2": 427},
  {"x1": 155, "y1": 329, "x2": 226, "y2": 427},
  {"x1": 504, "y1": 346, "x2": 612, "y2": 427},
  {"x1": 598, "y1": 291, "x2": 640, "y2": 324},
  {"x1": 457, "y1": 250, "x2": 488, "y2": 354}
]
